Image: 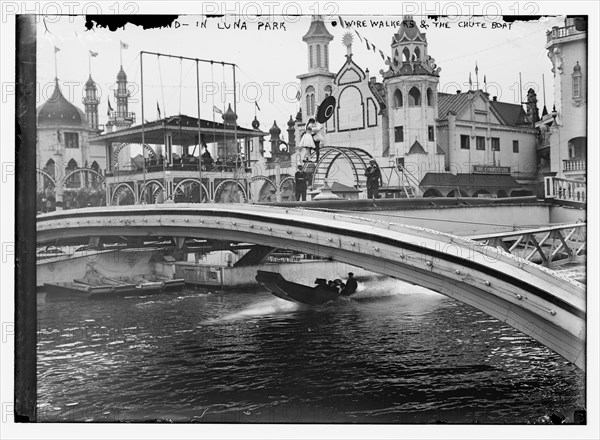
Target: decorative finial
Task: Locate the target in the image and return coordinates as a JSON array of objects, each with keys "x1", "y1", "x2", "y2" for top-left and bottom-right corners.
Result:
[{"x1": 342, "y1": 32, "x2": 353, "y2": 57}]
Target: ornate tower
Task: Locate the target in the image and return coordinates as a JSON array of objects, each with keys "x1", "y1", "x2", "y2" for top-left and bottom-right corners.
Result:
[
  {"x1": 106, "y1": 66, "x2": 135, "y2": 131},
  {"x1": 287, "y1": 115, "x2": 296, "y2": 150},
  {"x1": 296, "y1": 16, "x2": 335, "y2": 121},
  {"x1": 381, "y1": 15, "x2": 442, "y2": 179},
  {"x1": 269, "y1": 121, "x2": 281, "y2": 158},
  {"x1": 82, "y1": 76, "x2": 100, "y2": 131}
]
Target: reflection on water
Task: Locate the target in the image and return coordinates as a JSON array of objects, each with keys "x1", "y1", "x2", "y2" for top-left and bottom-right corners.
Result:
[{"x1": 37, "y1": 279, "x2": 585, "y2": 423}]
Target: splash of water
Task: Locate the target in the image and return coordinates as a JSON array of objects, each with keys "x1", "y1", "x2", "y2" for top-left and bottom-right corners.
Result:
[{"x1": 207, "y1": 298, "x2": 301, "y2": 323}]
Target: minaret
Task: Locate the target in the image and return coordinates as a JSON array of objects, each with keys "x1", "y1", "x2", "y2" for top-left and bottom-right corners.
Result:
[
  {"x1": 297, "y1": 16, "x2": 335, "y2": 120},
  {"x1": 269, "y1": 121, "x2": 281, "y2": 158},
  {"x1": 382, "y1": 15, "x2": 441, "y2": 179},
  {"x1": 82, "y1": 76, "x2": 100, "y2": 130},
  {"x1": 287, "y1": 115, "x2": 296, "y2": 150},
  {"x1": 107, "y1": 66, "x2": 135, "y2": 131}
]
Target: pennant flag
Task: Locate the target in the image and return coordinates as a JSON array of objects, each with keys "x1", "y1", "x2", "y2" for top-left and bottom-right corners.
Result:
[
  {"x1": 475, "y1": 62, "x2": 479, "y2": 75},
  {"x1": 254, "y1": 101, "x2": 261, "y2": 111},
  {"x1": 120, "y1": 41, "x2": 129, "y2": 49},
  {"x1": 366, "y1": 40, "x2": 371, "y2": 51},
  {"x1": 89, "y1": 50, "x2": 98, "y2": 57},
  {"x1": 484, "y1": 74, "x2": 487, "y2": 84},
  {"x1": 157, "y1": 101, "x2": 161, "y2": 119},
  {"x1": 107, "y1": 97, "x2": 113, "y2": 116},
  {"x1": 338, "y1": 15, "x2": 345, "y2": 28},
  {"x1": 469, "y1": 72, "x2": 473, "y2": 88},
  {"x1": 213, "y1": 105, "x2": 223, "y2": 114},
  {"x1": 379, "y1": 49, "x2": 385, "y2": 60},
  {"x1": 295, "y1": 90, "x2": 301, "y2": 101},
  {"x1": 54, "y1": 46, "x2": 60, "y2": 53}
]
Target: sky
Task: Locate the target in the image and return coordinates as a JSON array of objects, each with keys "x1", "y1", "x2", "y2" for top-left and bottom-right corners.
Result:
[{"x1": 35, "y1": 8, "x2": 569, "y2": 143}]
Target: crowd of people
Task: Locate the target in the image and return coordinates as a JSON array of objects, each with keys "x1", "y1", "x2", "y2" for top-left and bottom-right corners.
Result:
[{"x1": 314, "y1": 272, "x2": 358, "y2": 296}]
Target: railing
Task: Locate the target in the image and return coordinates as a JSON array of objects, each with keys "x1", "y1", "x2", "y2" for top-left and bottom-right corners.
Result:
[
  {"x1": 545, "y1": 176, "x2": 586, "y2": 203},
  {"x1": 546, "y1": 25, "x2": 583, "y2": 43},
  {"x1": 107, "y1": 111, "x2": 136, "y2": 124},
  {"x1": 468, "y1": 223, "x2": 586, "y2": 267},
  {"x1": 563, "y1": 159, "x2": 586, "y2": 172}
]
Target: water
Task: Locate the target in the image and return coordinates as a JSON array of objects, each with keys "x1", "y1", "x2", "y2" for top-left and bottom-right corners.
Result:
[{"x1": 37, "y1": 279, "x2": 585, "y2": 423}]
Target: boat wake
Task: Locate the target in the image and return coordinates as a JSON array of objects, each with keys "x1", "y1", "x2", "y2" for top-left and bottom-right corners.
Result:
[
  {"x1": 207, "y1": 298, "x2": 301, "y2": 323},
  {"x1": 352, "y1": 277, "x2": 442, "y2": 301}
]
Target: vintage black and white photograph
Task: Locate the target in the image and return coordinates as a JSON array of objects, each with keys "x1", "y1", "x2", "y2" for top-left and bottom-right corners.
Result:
[{"x1": 3, "y1": 0, "x2": 599, "y2": 437}]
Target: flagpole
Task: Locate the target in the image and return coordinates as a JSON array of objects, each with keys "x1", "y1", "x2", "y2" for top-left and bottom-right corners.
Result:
[
  {"x1": 140, "y1": 51, "x2": 146, "y2": 197},
  {"x1": 88, "y1": 52, "x2": 91, "y2": 77},
  {"x1": 475, "y1": 63, "x2": 479, "y2": 91},
  {"x1": 120, "y1": 42, "x2": 123, "y2": 67},
  {"x1": 196, "y1": 59, "x2": 203, "y2": 203},
  {"x1": 54, "y1": 47, "x2": 58, "y2": 79}
]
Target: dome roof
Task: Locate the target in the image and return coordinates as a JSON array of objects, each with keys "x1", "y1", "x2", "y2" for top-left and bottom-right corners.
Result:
[
  {"x1": 85, "y1": 75, "x2": 96, "y2": 88},
  {"x1": 573, "y1": 61, "x2": 581, "y2": 73},
  {"x1": 269, "y1": 121, "x2": 281, "y2": 137},
  {"x1": 222, "y1": 104, "x2": 238, "y2": 126},
  {"x1": 37, "y1": 80, "x2": 86, "y2": 126},
  {"x1": 287, "y1": 115, "x2": 295, "y2": 128},
  {"x1": 251, "y1": 116, "x2": 260, "y2": 129}
]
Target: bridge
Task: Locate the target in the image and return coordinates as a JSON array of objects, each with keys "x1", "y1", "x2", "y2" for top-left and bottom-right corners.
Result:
[{"x1": 37, "y1": 204, "x2": 586, "y2": 370}]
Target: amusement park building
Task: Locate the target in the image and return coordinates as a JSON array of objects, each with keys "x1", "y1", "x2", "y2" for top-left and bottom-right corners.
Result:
[{"x1": 295, "y1": 16, "x2": 543, "y2": 198}]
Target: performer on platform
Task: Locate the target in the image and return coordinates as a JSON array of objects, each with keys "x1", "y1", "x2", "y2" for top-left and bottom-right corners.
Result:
[{"x1": 298, "y1": 118, "x2": 324, "y2": 162}]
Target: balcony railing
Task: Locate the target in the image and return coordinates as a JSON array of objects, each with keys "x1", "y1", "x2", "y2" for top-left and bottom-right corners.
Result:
[
  {"x1": 563, "y1": 159, "x2": 586, "y2": 172},
  {"x1": 545, "y1": 176, "x2": 586, "y2": 203},
  {"x1": 546, "y1": 24, "x2": 584, "y2": 43},
  {"x1": 107, "y1": 111, "x2": 136, "y2": 124}
]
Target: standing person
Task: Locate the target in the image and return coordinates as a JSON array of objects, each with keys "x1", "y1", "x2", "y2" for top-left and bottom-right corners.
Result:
[
  {"x1": 341, "y1": 272, "x2": 358, "y2": 296},
  {"x1": 364, "y1": 160, "x2": 383, "y2": 199},
  {"x1": 298, "y1": 119, "x2": 316, "y2": 162},
  {"x1": 311, "y1": 120, "x2": 325, "y2": 162},
  {"x1": 294, "y1": 165, "x2": 308, "y2": 201}
]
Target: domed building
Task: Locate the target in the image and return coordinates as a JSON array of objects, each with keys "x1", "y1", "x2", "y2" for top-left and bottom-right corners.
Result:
[{"x1": 36, "y1": 78, "x2": 107, "y2": 210}]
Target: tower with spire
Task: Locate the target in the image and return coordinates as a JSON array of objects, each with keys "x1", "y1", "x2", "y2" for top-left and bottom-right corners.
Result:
[
  {"x1": 83, "y1": 76, "x2": 100, "y2": 131},
  {"x1": 381, "y1": 15, "x2": 443, "y2": 184},
  {"x1": 296, "y1": 15, "x2": 335, "y2": 121},
  {"x1": 106, "y1": 66, "x2": 135, "y2": 131}
]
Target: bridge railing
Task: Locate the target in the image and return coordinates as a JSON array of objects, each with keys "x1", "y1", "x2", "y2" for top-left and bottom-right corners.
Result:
[
  {"x1": 544, "y1": 176, "x2": 586, "y2": 203},
  {"x1": 468, "y1": 222, "x2": 586, "y2": 267}
]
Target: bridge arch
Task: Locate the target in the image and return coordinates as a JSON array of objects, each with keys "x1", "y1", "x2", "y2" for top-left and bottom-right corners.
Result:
[
  {"x1": 140, "y1": 180, "x2": 167, "y2": 204},
  {"x1": 173, "y1": 179, "x2": 209, "y2": 203},
  {"x1": 249, "y1": 176, "x2": 277, "y2": 203},
  {"x1": 307, "y1": 146, "x2": 374, "y2": 189},
  {"x1": 113, "y1": 143, "x2": 157, "y2": 166},
  {"x1": 37, "y1": 169, "x2": 56, "y2": 188},
  {"x1": 111, "y1": 183, "x2": 137, "y2": 205},
  {"x1": 214, "y1": 179, "x2": 247, "y2": 203},
  {"x1": 37, "y1": 205, "x2": 586, "y2": 370},
  {"x1": 63, "y1": 168, "x2": 106, "y2": 188}
]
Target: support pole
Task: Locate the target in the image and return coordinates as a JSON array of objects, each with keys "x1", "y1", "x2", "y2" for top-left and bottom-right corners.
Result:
[
  {"x1": 140, "y1": 52, "x2": 146, "y2": 202},
  {"x1": 196, "y1": 59, "x2": 203, "y2": 202}
]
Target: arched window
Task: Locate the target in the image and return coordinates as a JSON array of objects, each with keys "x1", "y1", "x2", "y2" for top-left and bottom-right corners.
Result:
[
  {"x1": 324, "y1": 85, "x2": 333, "y2": 97},
  {"x1": 408, "y1": 87, "x2": 421, "y2": 106},
  {"x1": 44, "y1": 159, "x2": 55, "y2": 179},
  {"x1": 402, "y1": 48, "x2": 410, "y2": 62},
  {"x1": 317, "y1": 45, "x2": 321, "y2": 67},
  {"x1": 324, "y1": 45, "x2": 329, "y2": 69},
  {"x1": 65, "y1": 159, "x2": 80, "y2": 188},
  {"x1": 394, "y1": 49, "x2": 399, "y2": 65},
  {"x1": 309, "y1": 45, "x2": 313, "y2": 68},
  {"x1": 306, "y1": 86, "x2": 315, "y2": 116},
  {"x1": 393, "y1": 89, "x2": 403, "y2": 107},
  {"x1": 90, "y1": 161, "x2": 101, "y2": 187},
  {"x1": 414, "y1": 47, "x2": 421, "y2": 60},
  {"x1": 426, "y1": 88, "x2": 434, "y2": 106}
]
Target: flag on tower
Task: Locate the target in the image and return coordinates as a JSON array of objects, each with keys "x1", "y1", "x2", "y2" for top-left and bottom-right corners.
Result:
[
  {"x1": 120, "y1": 41, "x2": 129, "y2": 49},
  {"x1": 255, "y1": 101, "x2": 260, "y2": 111},
  {"x1": 475, "y1": 62, "x2": 479, "y2": 75},
  {"x1": 379, "y1": 49, "x2": 385, "y2": 60},
  {"x1": 213, "y1": 106, "x2": 223, "y2": 114},
  {"x1": 107, "y1": 98, "x2": 114, "y2": 116},
  {"x1": 157, "y1": 101, "x2": 161, "y2": 119},
  {"x1": 89, "y1": 50, "x2": 98, "y2": 57},
  {"x1": 469, "y1": 72, "x2": 473, "y2": 89},
  {"x1": 54, "y1": 46, "x2": 60, "y2": 53}
]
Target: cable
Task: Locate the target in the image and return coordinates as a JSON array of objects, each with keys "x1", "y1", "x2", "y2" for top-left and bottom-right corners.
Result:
[{"x1": 157, "y1": 54, "x2": 166, "y2": 118}]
